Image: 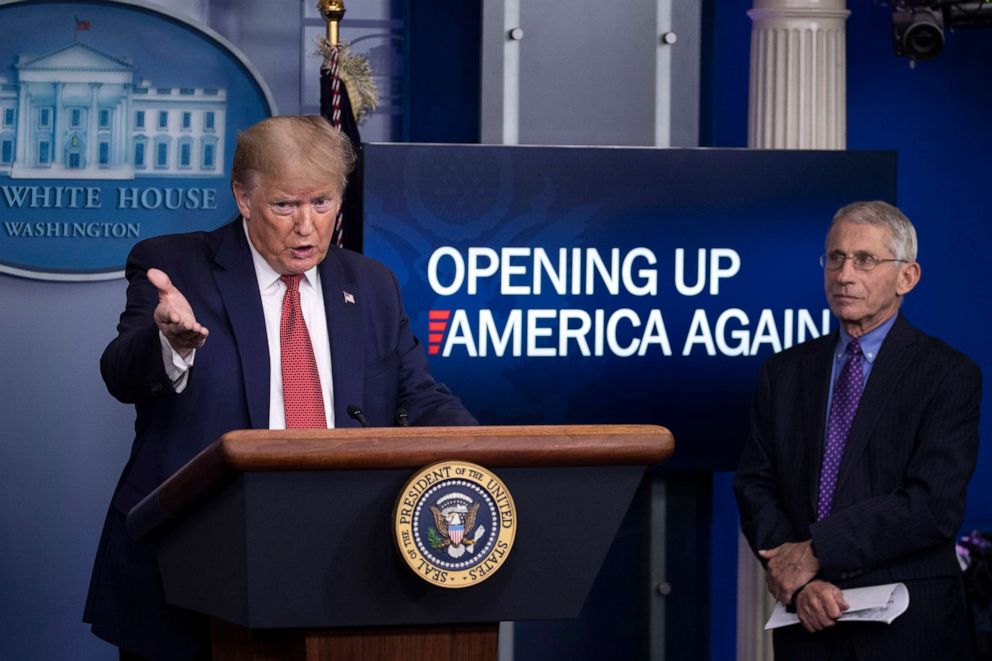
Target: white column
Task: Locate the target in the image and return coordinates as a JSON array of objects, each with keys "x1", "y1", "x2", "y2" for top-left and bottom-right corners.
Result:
[
  {"x1": 112, "y1": 97, "x2": 121, "y2": 166},
  {"x1": 88, "y1": 83, "x2": 101, "y2": 169},
  {"x1": 739, "y1": 3, "x2": 850, "y2": 659},
  {"x1": 53, "y1": 82, "x2": 63, "y2": 166},
  {"x1": 747, "y1": 0, "x2": 849, "y2": 149},
  {"x1": 15, "y1": 88, "x2": 30, "y2": 165},
  {"x1": 737, "y1": 532, "x2": 775, "y2": 661},
  {"x1": 121, "y1": 88, "x2": 132, "y2": 167}
]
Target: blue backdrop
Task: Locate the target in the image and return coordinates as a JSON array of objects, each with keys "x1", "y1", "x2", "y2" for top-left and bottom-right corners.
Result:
[{"x1": 365, "y1": 144, "x2": 898, "y2": 470}]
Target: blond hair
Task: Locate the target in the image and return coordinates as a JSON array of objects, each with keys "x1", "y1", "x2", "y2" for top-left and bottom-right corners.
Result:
[{"x1": 231, "y1": 115, "x2": 356, "y2": 194}]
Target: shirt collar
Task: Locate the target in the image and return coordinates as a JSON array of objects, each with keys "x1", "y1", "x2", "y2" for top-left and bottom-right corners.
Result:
[
  {"x1": 242, "y1": 218, "x2": 319, "y2": 292},
  {"x1": 836, "y1": 313, "x2": 898, "y2": 364}
]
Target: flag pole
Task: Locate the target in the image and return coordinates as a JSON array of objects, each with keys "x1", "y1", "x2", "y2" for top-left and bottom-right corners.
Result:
[
  {"x1": 317, "y1": 0, "x2": 345, "y2": 48},
  {"x1": 317, "y1": 0, "x2": 351, "y2": 248},
  {"x1": 318, "y1": 0, "x2": 374, "y2": 252}
]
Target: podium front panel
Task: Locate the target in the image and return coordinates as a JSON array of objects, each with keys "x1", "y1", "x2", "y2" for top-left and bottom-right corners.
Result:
[{"x1": 158, "y1": 464, "x2": 645, "y2": 628}]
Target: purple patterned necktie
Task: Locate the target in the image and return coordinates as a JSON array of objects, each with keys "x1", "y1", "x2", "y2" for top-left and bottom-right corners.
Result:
[{"x1": 817, "y1": 338, "x2": 863, "y2": 521}]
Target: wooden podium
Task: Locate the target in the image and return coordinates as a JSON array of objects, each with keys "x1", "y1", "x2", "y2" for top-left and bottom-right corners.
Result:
[{"x1": 128, "y1": 424, "x2": 674, "y2": 660}]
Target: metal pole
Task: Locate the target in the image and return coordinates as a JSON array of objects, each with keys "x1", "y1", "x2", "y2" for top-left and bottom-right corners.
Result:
[{"x1": 317, "y1": 0, "x2": 345, "y2": 47}]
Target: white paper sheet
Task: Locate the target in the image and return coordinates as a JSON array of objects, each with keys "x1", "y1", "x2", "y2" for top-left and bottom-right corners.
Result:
[{"x1": 764, "y1": 582, "x2": 909, "y2": 630}]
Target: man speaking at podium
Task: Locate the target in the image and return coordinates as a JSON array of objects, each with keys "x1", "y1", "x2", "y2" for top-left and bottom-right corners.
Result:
[
  {"x1": 84, "y1": 115, "x2": 476, "y2": 659},
  {"x1": 735, "y1": 201, "x2": 981, "y2": 660}
]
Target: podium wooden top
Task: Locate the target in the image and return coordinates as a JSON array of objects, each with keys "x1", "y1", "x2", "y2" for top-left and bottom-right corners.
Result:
[
  {"x1": 210, "y1": 424, "x2": 673, "y2": 470},
  {"x1": 130, "y1": 424, "x2": 673, "y2": 541}
]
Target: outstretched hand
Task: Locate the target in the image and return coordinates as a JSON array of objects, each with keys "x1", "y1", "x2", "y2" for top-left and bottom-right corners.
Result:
[{"x1": 148, "y1": 268, "x2": 208, "y2": 358}]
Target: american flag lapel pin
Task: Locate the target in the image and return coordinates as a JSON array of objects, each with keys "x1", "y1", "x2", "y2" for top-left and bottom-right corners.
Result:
[{"x1": 343, "y1": 290, "x2": 356, "y2": 304}]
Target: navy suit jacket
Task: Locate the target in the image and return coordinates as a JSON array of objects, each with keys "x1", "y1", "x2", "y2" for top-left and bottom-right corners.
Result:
[
  {"x1": 101, "y1": 218, "x2": 475, "y2": 515},
  {"x1": 734, "y1": 314, "x2": 981, "y2": 658},
  {"x1": 87, "y1": 219, "x2": 474, "y2": 656}
]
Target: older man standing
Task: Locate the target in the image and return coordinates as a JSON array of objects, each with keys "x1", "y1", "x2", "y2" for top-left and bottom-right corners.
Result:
[
  {"x1": 735, "y1": 201, "x2": 981, "y2": 660},
  {"x1": 84, "y1": 115, "x2": 476, "y2": 659}
]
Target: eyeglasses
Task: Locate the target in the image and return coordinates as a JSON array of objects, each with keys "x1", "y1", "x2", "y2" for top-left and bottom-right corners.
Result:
[{"x1": 819, "y1": 252, "x2": 906, "y2": 272}]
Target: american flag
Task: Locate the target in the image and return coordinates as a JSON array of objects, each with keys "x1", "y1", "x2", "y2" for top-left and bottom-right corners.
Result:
[{"x1": 320, "y1": 46, "x2": 363, "y2": 251}]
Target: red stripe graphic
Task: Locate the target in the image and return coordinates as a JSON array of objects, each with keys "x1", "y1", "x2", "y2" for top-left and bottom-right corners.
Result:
[{"x1": 427, "y1": 310, "x2": 450, "y2": 356}]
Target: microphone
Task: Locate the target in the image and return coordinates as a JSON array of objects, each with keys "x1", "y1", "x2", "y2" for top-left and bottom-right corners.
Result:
[
  {"x1": 395, "y1": 408, "x2": 410, "y2": 427},
  {"x1": 347, "y1": 404, "x2": 370, "y2": 427}
]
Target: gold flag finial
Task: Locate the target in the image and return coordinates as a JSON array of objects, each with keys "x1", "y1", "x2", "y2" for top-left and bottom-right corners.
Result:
[{"x1": 317, "y1": 0, "x2": 346, "y2": 47}]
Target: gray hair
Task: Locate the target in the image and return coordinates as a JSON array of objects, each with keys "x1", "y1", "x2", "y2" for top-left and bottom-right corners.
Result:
[{"x1": 829, "y1": 201, "x2": 918, "y2": 262}]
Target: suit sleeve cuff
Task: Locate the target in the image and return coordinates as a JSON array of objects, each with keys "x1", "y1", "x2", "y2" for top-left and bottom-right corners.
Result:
[{"x1": 159, "y1": 331, "x2": 195, "y2": 393}]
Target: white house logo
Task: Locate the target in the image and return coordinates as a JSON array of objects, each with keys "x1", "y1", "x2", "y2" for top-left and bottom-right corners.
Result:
[
  {"x1": 393, "y1": 461, "x2": 516, "y2": 588},
  {"x1": 0, "y1": 0, "x2": 274, "y2": 280}
]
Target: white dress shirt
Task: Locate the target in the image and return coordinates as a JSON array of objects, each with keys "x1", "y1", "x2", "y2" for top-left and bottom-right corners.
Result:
[{"x1": 160, "y1": 221, "x2": 335, "y2": 429}]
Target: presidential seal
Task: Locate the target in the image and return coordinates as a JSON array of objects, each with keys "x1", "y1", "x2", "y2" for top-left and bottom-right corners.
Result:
[{"x1": 393, "y1": 460, "x2": 516, "y2": 588}]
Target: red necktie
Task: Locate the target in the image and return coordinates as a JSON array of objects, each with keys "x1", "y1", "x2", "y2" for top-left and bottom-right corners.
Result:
[{"x1": 280, "y1": 274, "x2": 326, "y2": 429}]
